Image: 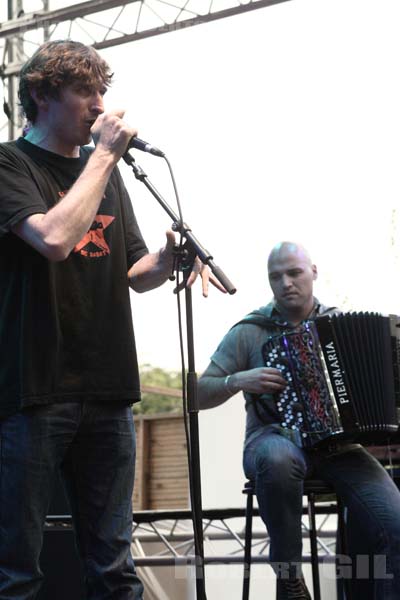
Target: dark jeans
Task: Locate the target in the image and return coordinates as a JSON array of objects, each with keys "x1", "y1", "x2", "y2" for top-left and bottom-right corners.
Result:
[
  {"x1": 243, "y1": 425, "x2": 400, "y2": 599},
  {"x1": 0, "y1": 402, "x2": 144, "y2": 600}
]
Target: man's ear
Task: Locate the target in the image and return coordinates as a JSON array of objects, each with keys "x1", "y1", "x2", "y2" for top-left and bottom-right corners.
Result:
[
  {"x1": 312, "y1": 264, "x2": 318, "y2": 281},
  {"x1": 30, "y1": 88, "x2": 48, "y2": 111}
]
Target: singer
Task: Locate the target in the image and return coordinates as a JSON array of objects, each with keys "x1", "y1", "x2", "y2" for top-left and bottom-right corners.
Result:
[{"x1": 0, "y1": 39, "x2": 223, "y2": 600}]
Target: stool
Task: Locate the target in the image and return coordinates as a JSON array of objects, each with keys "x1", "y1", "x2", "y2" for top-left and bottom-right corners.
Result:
[{"x1": 242, "y1": 479, "x2": 347, "y2": 600}]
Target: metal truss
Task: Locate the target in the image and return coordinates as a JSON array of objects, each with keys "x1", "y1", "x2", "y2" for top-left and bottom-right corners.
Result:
[
  {"x1": 0, "y1": 0, "x2": 291, "y2": 139},
  {"x1": 45, "y1": 502, "x2": 339, "y2": 567},
  {"x1": 0, "y1": 0, "x2": 292, "y2": 77},
  {"x1": 131, "y1": 505, "x2": 339, "y2": 566}
]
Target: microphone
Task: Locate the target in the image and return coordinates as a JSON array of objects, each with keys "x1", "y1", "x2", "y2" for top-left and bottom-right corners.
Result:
[{"x1": 126, "y1": 136, "x2": 165, "y2": 157}]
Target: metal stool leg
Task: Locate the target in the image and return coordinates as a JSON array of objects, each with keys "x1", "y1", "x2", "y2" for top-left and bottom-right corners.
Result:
[
  {"x1": 307, "y1": 491, "x2": 322, "y2": 600},
  {"x1": 242, "y1": 490, "x2": 254, "y2": 600},
  {"x1": 336, "y1": 500, "x2": 353, "y2": 600}
]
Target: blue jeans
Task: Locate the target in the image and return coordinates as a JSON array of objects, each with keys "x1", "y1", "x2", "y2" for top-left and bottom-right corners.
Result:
[
  {"x1": 0, "y1": 402, "x2": 144, "y2": 600},
  {"x1": 243, "y1": 425, "x2": 400, "y2": 599}
]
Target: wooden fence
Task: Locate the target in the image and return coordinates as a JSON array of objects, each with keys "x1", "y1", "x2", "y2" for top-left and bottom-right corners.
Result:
[{"x1": 133, "y1": 413, "x2": 189, "y2": 510}]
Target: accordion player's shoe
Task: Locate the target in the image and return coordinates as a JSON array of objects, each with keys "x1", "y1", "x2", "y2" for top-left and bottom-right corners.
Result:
[{"x1": 276, "y1": 576, "x2": 312, "y2": 600}]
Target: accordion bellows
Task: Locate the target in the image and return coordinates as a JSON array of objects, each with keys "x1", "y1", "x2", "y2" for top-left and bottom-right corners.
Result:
[{"x1": 263, "y1": 313, "x2": 400, "y2": 448}]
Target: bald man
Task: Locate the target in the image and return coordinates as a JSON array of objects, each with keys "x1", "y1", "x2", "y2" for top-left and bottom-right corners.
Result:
[{"x1": 198, "y1": 242, "x2": 400, "y2": 600}]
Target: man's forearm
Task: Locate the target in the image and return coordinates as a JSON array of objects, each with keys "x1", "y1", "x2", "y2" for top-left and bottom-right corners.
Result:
[
  {"x1": 197, "y1": 373, "x2": 241, "y2": 410},
  {"x1": 12, "y1": 148, "x2": 116, "y2": 261},
  {"x1": 128, "y1": 250, "x2": 173, "y2": 293}
]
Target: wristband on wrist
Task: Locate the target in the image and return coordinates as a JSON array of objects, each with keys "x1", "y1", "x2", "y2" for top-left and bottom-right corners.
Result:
[{"x1": 224, "y1": 374, "x2": 235, "y2": 394}]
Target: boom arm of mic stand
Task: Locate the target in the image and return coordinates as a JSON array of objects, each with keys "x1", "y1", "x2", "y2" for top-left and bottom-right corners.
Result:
[{"x1": 123, "y1": 152, "x2": 236, "y2": 295}]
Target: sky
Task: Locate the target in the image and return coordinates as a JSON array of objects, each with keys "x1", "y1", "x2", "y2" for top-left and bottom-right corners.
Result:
[{"x1": 1, "y1": 0, "x2": 400, "y2": 375}]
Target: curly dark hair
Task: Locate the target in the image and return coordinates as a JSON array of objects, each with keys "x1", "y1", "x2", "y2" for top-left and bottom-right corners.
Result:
[{"x1": 18, "y1": 40, "x2": 113, "y2": 123}]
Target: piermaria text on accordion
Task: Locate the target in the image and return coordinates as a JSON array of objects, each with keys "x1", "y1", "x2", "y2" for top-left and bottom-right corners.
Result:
[{"x1": 324, "y1": 341, "x2": 350, "y2": 405}]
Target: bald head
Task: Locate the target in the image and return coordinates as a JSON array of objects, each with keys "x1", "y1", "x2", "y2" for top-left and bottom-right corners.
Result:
[
  {"x1": 267, "y1": 241, "x2": 317, "y2": 323},
  {"x1": 268, "y1": 241, "x2": 312, "y2": 270}
]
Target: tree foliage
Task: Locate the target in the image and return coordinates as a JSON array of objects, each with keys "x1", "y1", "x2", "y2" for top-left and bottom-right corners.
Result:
[{"x1": 134, "y1": 364, "x2": 183, "y2": 415}]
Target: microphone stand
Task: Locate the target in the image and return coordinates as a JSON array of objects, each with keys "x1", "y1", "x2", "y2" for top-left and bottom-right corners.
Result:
[{"x1": 123, "y1": 152, "x2": 236, "y2": 600}]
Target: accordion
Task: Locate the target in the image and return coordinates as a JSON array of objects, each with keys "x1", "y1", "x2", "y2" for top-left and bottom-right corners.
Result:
[{"x1": 263, "y1": 312, "x2": 400, "y2": 448}]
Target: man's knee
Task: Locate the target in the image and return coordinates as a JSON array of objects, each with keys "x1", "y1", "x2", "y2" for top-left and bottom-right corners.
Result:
[{"x1": 254, "y1": 436, "x2": 305, "y2": 480}]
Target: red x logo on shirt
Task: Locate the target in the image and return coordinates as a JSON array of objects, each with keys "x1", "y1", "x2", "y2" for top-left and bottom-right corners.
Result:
[{"x1": 74, "y1": 215, "x2": 115, "y2": 258}]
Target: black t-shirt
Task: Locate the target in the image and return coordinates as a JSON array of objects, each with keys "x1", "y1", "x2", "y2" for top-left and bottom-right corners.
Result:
[{"x1": 0, "y1": 138, "x2": 149, "y2": 418}]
